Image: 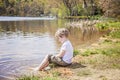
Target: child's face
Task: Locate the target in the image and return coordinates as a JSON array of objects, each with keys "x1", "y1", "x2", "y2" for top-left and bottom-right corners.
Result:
[
  {"x1": 58, "y1": 36, "x2": 62, "y2": 43},
  {"x1": 58, "y1": 36, "x2": 66, "y2": 43}
]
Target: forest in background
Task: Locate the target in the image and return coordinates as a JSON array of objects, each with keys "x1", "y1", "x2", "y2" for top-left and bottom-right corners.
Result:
[{"x1": 0, "y1": 0, "x2": 120, "y2": 18}]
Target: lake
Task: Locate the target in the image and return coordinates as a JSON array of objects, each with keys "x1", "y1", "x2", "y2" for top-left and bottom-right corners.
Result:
[{"x1": 0, "y1": 17, "x2": 104, "y2": 80}]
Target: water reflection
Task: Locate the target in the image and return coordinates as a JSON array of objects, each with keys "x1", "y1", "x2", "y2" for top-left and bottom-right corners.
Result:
[{"x1": 0, "y1": 19, "x2": 104, "y2": 80}]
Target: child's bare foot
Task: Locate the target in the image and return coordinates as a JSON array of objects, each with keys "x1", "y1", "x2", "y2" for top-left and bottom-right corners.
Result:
[{"x1": 28, "y1": 67, "x2": 39, "y2": 71}]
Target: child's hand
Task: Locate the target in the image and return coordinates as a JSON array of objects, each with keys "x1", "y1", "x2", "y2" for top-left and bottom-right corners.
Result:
[{"x1": 55, "y1": 55, "x2": 59, "y2": 58}]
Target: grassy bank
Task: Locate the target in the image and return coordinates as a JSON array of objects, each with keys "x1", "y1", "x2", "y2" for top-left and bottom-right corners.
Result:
[
  {"x1": 64, "y1": 15, "x2": 102, "y2": 20},
  {"x1": 17, "y1": 21, "x2": 120, "y2": 80},
  {"x1": 95, "y1": 21, "x2": 120, "y2": 30}
]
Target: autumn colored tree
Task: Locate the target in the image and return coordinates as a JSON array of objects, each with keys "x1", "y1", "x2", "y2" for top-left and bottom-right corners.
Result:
[{"x1": 99, "y1": 0, "x2": 120, "y2": 18}]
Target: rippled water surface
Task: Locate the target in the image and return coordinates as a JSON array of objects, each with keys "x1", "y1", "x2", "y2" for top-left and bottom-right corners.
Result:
[{"x1": 0, "y1": 18, "x2": 103, "y2": 80}]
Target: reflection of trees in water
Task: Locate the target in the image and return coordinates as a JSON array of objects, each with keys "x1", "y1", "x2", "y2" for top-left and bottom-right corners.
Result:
[
  {"x1": 0, "y1": 20, "x2": 103, "y2": 49},
  {"x1": 0, "y1": 20, "x2": 59, "y2": 37},
  {"x1": 0, "y1": 21, "x2": 16, "y2": 32},
  {"x1": 66, "y1": 20, "x2": 100, "y2": 41},
  {"x1": 68, "y1": 25, "x2": 98, "y2": 40},
  {"x1": 67, "y1": 23, "x2": 99, "y2": 47},
  {"x1": 81, "y1": 26, "x2": 98, "y2": 41}
]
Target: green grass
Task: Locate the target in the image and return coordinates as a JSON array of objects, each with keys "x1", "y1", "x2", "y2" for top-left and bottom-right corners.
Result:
[
  {"x1": 109, "y1": 30, "x2": 120, "y2": 38},
  {"x1": 95, "y1": 21, "x2": 120, "y2": 30},
  {"x1": 80, "y1": 40, "x2": 120, "y2": 69},
  {"x1": 52, "y1": 71, "x2": 61, "y2": 77},
  {"x1": 81, "y1": 45, "x2": 120, "y2": 56},
  {"x1": 17, "y1": 70, "x2": 62, "y2": 80},
  {"x1": 73, "y1": 49, "x2": 80, "y2": 57},
  {"x1": 16, "y1": 75, "x2": 39, "y2": 80},
  {"x1": 80, "y1": 53, "x2": 120, "y2": 69},
  {"x1": 81, "y1": 49, "x2": 98, "y2": 56},
  {"x1": 41, "y1": 76, "x2": 59, "y2": 80},
  {"x1": 17, "y1": 75, "x2": 61, "y2": 80}
]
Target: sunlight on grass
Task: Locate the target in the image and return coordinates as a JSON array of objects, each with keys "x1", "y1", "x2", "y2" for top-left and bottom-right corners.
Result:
[
  {"x1": 41, "y1": 76, "x2": 59, "y2": 80},
  {"x1": 17, "y1": 75, "x2": 61, "y2": 80},
  {"x1": 52, "y1": 71, "x2": 61, "y2": 77},
  {"x1": 95, "y1": 21, "x2": 120, "y2": 30},
  {"x1": 81, "y1": 40, "x2": 120, "y2": 56},
  {"x1": 16, "y1": 75, "x2": 39, "y2": 80},
  {"x1": 79, "y1": 40, "x2": 120, "y2": 69},
  {"x1": 110, "y1": 30, "x2": 120, "y2": 38}
]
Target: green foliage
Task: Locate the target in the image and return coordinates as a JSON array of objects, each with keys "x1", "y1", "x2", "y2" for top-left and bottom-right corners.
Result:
[
  {"x1": 112, "y1": 63, "x2": 120, "y2": 69},
  {"x1": 75, "y1": 4, "x2": 83, "y2": 15},
  {"x1": 95, "y1": 22, "x2": 109, "y2": 30},
  {"x1": 108, "y1": 22, "x2": 120, "y2": 28},
  {"x1": 73, "y1": 49, "x2": 80, "y2": 57},
  {"x1": 58, "y1": 4, "x2": 70, "y2": 18},
  {"x1": 64, "y1": 16, "x2": 89, "y2": 19},
  {"x1": 110, "y1": 30, "x2": 120, "y2": 38},
  {"x1": 89, "y1": 15, "x2": 102, "y2": 20},
  {"x1": 95, "y1": 21, "x2": 120, "y2": 30},
  {"x1": 96, "y1": 21, "x2": 120, "y2": 38}
]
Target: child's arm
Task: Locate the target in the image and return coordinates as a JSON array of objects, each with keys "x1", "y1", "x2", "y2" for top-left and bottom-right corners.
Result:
[{"x1": 55, "y1": 50, "x2": 66, "y2": 58}]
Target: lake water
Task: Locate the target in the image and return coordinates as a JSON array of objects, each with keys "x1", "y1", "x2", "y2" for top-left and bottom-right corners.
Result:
[{"x1": 0, "y1": 17, "x2": 104, "y2": 80}]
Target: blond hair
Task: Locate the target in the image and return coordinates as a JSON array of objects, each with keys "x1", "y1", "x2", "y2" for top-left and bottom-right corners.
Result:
[{"x1": 55, "y1": 28, "x2": 69, "y2": 38}]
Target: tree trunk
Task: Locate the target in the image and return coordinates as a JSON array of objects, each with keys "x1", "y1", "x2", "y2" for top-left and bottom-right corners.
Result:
[
  {"x1": 83, "y1": 0, "x2": 87, "y2": 8},
  {"x1": 3, "y1": 0, "x2": 9, "y2": 8},
  {"x1": 90, "y1": 0, "x2": 96, "y2": 16}
]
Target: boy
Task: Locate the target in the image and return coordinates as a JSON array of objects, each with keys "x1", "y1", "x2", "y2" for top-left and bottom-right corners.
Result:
[{"x1": 34, "y1": 28, "x2": 73, "y2": 71}]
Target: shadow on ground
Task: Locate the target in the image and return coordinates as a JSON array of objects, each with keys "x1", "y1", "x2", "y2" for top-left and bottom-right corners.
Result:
[{"x1": 68, "y1": 62, "x2": 86, "y2": 69}]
